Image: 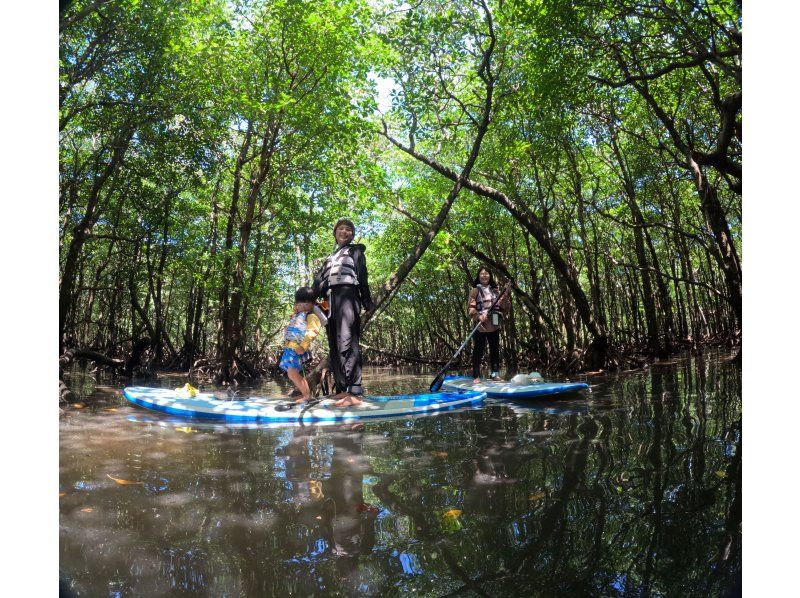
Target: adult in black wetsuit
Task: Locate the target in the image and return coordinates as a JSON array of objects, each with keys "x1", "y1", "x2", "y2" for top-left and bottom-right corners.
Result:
[{"x1": 313, "y1": 218, "x2": 373, "y2": 407}]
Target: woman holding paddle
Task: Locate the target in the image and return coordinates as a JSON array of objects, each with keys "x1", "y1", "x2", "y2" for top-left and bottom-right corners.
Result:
[{"x1": 468, "y1": 267, "x2": 511, "y2": 383}]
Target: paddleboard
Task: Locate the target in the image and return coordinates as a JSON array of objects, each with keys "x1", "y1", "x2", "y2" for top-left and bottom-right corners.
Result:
[
  {"x1": 123, "y1": 386, "x2": 486, "y2": 423},
  {"x1": 442, "y1": 375, "x2": 589, "y2": 398}
]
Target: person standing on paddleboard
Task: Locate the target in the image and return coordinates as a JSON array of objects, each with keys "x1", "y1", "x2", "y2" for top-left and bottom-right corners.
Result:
[
  {"x1": 313, "y1": 218, "x2": 374, "y2": 408},
  {"x1": 468, "y1": 267, "x2": 511, "y2": 383}
]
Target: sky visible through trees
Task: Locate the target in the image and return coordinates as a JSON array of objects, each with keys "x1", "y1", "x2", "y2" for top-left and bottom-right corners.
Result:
[{"x1": 59, "y1": 0, "x2": 742, "y2": 381}]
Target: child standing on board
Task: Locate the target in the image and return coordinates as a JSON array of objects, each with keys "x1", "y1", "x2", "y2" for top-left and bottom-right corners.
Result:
[{"x1": 279, "y1": 286, "x2": 328, "y2": 403}]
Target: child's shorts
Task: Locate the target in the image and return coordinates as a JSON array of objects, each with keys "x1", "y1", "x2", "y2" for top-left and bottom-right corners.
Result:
[{"x1": 279, "y1": 348, "x2": 310, "y2": 372}]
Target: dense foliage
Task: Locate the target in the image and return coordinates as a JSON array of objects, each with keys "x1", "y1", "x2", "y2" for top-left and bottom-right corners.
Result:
[{"x1": 59, "y1": 0, "x2": 741, "y2": 382}]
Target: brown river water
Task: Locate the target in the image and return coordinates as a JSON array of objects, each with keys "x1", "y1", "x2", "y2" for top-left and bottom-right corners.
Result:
[{"x1": 60, "y1": 354, "x2": 741, "y2": 596}]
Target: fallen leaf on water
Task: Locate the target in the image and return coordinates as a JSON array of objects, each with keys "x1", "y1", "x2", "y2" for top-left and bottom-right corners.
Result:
[
  {"x1": 80, "y1": 508, "x2": 93, "y2": 513},
  {"x1": 715, "y1": 470, "x2": 727, "y2": 478},
  {"x1": 432, "y1": 451, "x2": 449, "y2": 458},
  {"x1": 315, "y1": 516, "x2": 322, "y2": 520},
  {"x1": 105, "y1": 408, "x2": 118, "y2": 412},
  {"x1": 440, "y1": 510, "x2": 463, "y2": 533},
  {"x1": 529, "y1": 491, "x2": 546, "y2": 501},
  {"x1": 346, "y1": 458, "x2": 354, "y2": 463},
  {"x1": 59, "y1": 492, "x2": 65, "y2": 497},
  {"x1": 309, "y1": 480, "x2": 324, "y2": 500},
  {"x1": 107, "y1": 474, "x2": 144, "y2": 486},
  {"x1": 356, "y1": 503, "x2": 380, "y2": 514},
  {"x1": 73, "y1": 403, "x2": 84, "y2": 409},
  {"x1": 174, "y1": 426, "x2": 196, "y2": 434}
]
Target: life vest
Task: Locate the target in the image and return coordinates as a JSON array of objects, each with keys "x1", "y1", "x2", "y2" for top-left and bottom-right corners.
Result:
[
  {"x1": 312, "y1": 304, "x2": 328, "y2": 327},
  {"x1": 475, "y1": 284, "x2": 499, "y2": 312},
  {"x1": 319, "y1": 244, "x2": 359, "y2": 288},
  {"x1": 284, "y1": 311, "x2": 308, "y2": 344},
  {"x1": 475, "y1": 284, "x2": 503, "y2": 330}
]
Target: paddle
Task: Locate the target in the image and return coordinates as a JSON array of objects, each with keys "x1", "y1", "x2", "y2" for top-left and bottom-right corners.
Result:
[
  {"x1": 275, "y1": 362, "x2": 321, "y2": 412},
  {"x1": 298, "y1": 394, "x2": 331, "y2": 423},
  {"x1": 212, "y1": 388, "x2": 248, "y2": 401},
  {"x1": 429, "y1": 283, "x2": 511, "y2": 392},
  {"x1": 274, "y1": 394, "x2": 329, "y2": 412}
]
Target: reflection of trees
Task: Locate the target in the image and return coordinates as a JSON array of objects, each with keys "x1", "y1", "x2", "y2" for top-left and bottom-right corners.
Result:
[
  {"x1": 708, "y1": 358, "x2": 742, "y2": 591},
  {"x1": 590, "y1": 359, "x2": 741, "y2": 595},
  {"x1": 103, "y1": 425, "x2": 382, "y2": 595},
  {"x1": 372, "y1": 474, "x2": 493, "y2": 598},
  {"x1": 273, "y1": 423, "x2": 379, "y2": 593},
  {"x1": 363, "y1": 357, "x2": 741, "y2": 595},
  {"x1": 60, "y1": 356, "x2": 740, "y2": 594},
  {"x1": 466, "y1": 414, "x2": 601, "y2": 594},
  {"x1": 364, "y1": 409, "x2": 601, "y2": 594}
]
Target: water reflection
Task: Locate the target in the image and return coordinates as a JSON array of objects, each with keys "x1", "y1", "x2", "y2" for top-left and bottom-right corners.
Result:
[
  {"x1": 60, "y1": 356, "x2": 741, "y2": 596},
  {"x1": 277, "y1": 424, "x2": 380, "y2": 592}
]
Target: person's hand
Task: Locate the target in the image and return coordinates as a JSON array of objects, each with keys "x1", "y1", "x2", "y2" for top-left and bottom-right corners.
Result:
[
  {"x1": 504, "y1": 281, "x2": 511, "y2": 291},
  {"x1": 479, "y1": 313, "x2": 487, "y2": 322},
  {"x1": 363, "y1": 299, "x2": 375, "y2": 313}
]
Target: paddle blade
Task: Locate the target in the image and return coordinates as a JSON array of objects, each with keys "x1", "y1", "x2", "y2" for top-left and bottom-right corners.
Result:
[{"x1": 430, "y1": 371, "x2": 446, "y2": 392}]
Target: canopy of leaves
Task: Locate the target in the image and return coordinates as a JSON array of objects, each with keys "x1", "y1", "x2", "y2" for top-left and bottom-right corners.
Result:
[{"x1": 60, "y1": 0, "x2": 741, "y2": 370}]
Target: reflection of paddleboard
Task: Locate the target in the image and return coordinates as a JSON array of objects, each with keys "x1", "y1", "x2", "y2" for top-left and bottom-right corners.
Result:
[
  {"x1": 491, "y1": 398, "x2": 591, "y2": 417},
  {"x1": 123, "y1": 387, "x2": 486, "y2": 423},
  {"x1": 442, "y1": 375, "x2": 589, "y2": 399}
]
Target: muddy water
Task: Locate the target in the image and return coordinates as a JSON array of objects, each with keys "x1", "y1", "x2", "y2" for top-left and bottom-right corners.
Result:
[{"x1": 60, "y1": 354, "x2": 741, "y2": 596}]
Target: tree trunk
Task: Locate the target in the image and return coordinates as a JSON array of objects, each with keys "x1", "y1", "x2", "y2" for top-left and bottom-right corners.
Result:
[
  {"x1": 608, "y1": 131, "x2": 665, "y2": 357},
  {"x1": 217, "y1": 123, "x2": 253, "y2": 383},
  {"x1": 59, "y1": 125, "x2": 134, "y2": 351},
  {"x1": 689, "y1": 158, "x2": 742, "y2": 330},
  {"x1": 644, "y1": 225, "x2": 674, "y2": 345},
  {"x1": 630, "y1": 79, "x2": 741, "y2": 333},
  {"x1": 367, "y1": 9, "x2": 497, "y2": 328},
  {"x1": 385, "y1": 136, "x2": 609, "y2": 368}
]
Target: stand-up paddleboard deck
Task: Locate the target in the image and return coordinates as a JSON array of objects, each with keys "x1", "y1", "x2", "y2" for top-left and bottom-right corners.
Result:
[
  {"x1": 442, "y1": 375, "x2": 589, "y2": 398},
  {"x1": 123, "y1": 387, "x2": 486, "y2": 423}
]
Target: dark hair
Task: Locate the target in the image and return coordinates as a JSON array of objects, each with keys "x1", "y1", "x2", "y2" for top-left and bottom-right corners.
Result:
[
  {"x1": 472, "y1": 266, "x2": 496, "y2": 288},
  {"x1": 333, "y1": 218, "x2": 355, "y2": 236},
  {"x1": 294, "y1": 286, "x2": 315, "y2": 303}
]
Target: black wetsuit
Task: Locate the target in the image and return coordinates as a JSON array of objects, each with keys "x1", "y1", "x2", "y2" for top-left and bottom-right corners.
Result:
[
  {"x1": 472, "y1": 330, "x2": 501, "y2": 379},
  {"x1": 314, "y1": 243, "x2": 373, "y2": 396}
]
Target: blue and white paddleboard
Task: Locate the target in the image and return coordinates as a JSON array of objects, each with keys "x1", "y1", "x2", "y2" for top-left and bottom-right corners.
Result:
[
  {"x1": 442, "y1": 374, "x2": 589, "y2": 399},
  {"x1": 123, "y1": 386, "x2": 486, "y2": 423}
]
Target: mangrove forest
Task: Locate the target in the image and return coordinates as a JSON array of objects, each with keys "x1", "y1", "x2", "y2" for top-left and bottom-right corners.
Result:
[{"x1": 59, "y1": 0, "x2": 742, "y2": 390}]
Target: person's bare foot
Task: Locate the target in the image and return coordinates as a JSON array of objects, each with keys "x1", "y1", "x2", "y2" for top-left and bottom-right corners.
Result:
[
  {"x1": 332, "y1": 395, "x2": 349, "y2": 407},
  {"x1": 473, "y1": 378, "x2": 481, "y2": 384},
  {"x1": 333, "y1": 394, "x2": 363, "y2": 408},
  {"x1": 294, "y1": 395, "x2": 310, "y2": 404},
  {"x1": 331, "y1": 391, "x2": 349, "y2": 401}
]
